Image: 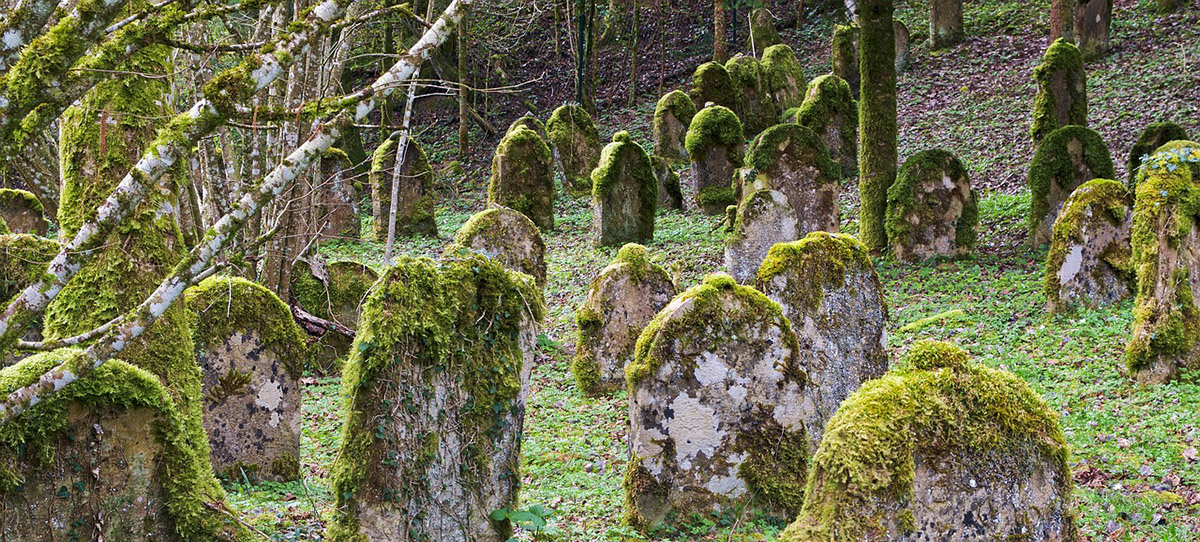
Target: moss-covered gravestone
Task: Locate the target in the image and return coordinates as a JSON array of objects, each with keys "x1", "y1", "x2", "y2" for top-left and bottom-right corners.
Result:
[
  {"x1": 1127, "y1": 123, "x2": 1189, "y2": 185},
  {"x1": 369, "y1": 135, "x2": 437, "y2": 240},
  {"x1": 796, "y1": 74, "x2": 858, "y2": 177},
  {"x1": 327, "y1": 254, "x2": 544, "y2": 542},
  {"x1": 450, "y1": 205, "x2": 547, "y2": 286},
  {"x1": 652, "y1": 90, "x2": 696, "y2": 164},
  {"x1": 1151, "y1": 140, "x2": 1200, "y2": 181},
  {"x1": 1044, "y1": 179, "x2": 1133, "y2": 314},
  {"x1": 685, "y1": 105, "x2": 744, "y2": 215},
  {"x1": 781, "y1": 341, "x2": 1076, "y2": 541},
  {"x1": 929, "y1": 0, "x2": 964, "y2": 49},
  {"x1": 650, "y1": 155, "x2": 684, "y2": 211},
  {"x1": 572, "y1": 244, "x2": 676, "y2": 396},
  {"x1": 1072, "y1": 0, "x2": 1113, "y2": 60},
  {"x1": 506, "y1": 115, "x2": 549, "y2": 143},
  {"x1": 624, "y1": 274, "x2": 808, "y2": 532},
  {"x1": 592, "y1": 132, "x2": 657, "y2": 246},
  {"x1": 748, "y1": 8, "x2": 781, "y2": 53},
  {"x1": 741, "y1": 124, "x2": 840, "y2": 235},
  {"x1": 886, "y1": 149, "x2": 979, "y2": 261},
  {"x1": 1031, "y1": 39, "x2": 1087, "y2": 147},
  {"x1": 1125, "y1": 159, "x2": 1200, "y2": 384},
  {"x1": 290, "y1": 259, "x2": 379, "y2": 375},
  {"x1": 725, "y1": 55, "x2": 776, "y2": 137},
  {"x1": 188, "y1": 276, "x2": 306, "y2": 482},
  {"x1": 0, "y1": 189, "x2": 47, "y2": 236},
  {"x1": 488, "y1": 126, "x2": 555, "y2": 230},
  {"x1": 690, "y1": 61, "x2": 738, "y2": 112},
  {"x1": 894, "y1": 20, "x2": 911, "y2": 72},
  {"x1": 546, "y1": 104, "x2": 602, "y2": 196},
  {"x1": 831, "y1": 24, "x2": 860, "y2": 99},
  {"x1": 726, "y1": 189, "x2": 800, "y2": 284},
  {"x1": 761, "y1": 44, "x2": 806, "y2": 113},
  {"x1": 1029, "y1": 125, "x2": 1115, "y2": 246},
  {"x1": 318, "y1": 149, "x2": 361, "y2": 240},
  {"x1": 754, "y1": 232, "x2": 888, "y2": 450}
]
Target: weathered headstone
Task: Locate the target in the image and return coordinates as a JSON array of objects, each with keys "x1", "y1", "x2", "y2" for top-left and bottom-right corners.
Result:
[
  {"x1": 1150, "y1": 139, "x2": 1200, "y2": 181},
  {"x1": 929, "y1": 0, "x2": 963, "y2": 49},
  {"x1": 781, "y1": 341, "x2": 1076, "y2": 541},
  {"x1": 327, "y1": 254, "x2": 544, "y2": 542},
  {"x1": 488, "y1": 125, "x2": 555, "y2": 230},
  {"x1": 831, "y1": 24, "x2": 860, "y2": 99},
  {"x1": 188, "y1": 276, "x2": 306, "y2": 482},
  {"x1": 592, "y1": 132, "x2": 657, "y2": 246},
  {"x1": 624, "y1": 274, "x2": 808, "y2": 532},
  {"x1": 506, "y1": 115, "x2": 549, "y2": 143},
  {"x1": 894, "y1": 20, "x2": 911, "y2": 72},
  {"x1": 652, "y1": 90, "x2": 696, "y2": 164},
  {"x1": 546, "y1": 104, "x2": 602, "y2": 196},
  {"x1": 754, "y1": 232, "x2": 888, "y2": 450},
  {"x1": 748, "y1": 8, "x2": 781, "y2": 54},
  {"x1": 451, "y1": 205, "x2": 547, "y2": 286},
  {"x1": 1044, "y1": 179, "x2": 1133, "y2": 314},
  {"x1": 886, "y1": 149, "x2": 979, "y2": 261},
  {"x1": 761, "y1": 44, "x2": 806, "y2": 112},
  {"x1": 726, "y1": 190, "x2": 799, "y2": 284},
  {"x1": 1028, "y1": 125, "x2": 1115, "y2": 246},
  {"x1": 370, "y1": 135, "x2": 437, "y2": 240},
  {"x1": 572, "y1": 244, "x2": 676, "y2": 396},
  {"x1": 290, "y1": 258, "x2": 379, "y2": 374},
  {"x1": 1126, "y1": 122, "x2": 1189, "y2": 185},
  {"x1": 741, "y1": 123, "x2": 840, "y2": 234},
  {"x1": 0, "y1": 188, "x2": 47, "y2": 236},
  {"x1": 725, "y1": 54, "x2": 776, "y2": 137},
  {"x1": 690, "y1": 61, "x2": 738, "y2": 112},
  {"x1": 650, "y1": 155, "x2": 684, "y2": 211},
  {"x1": 1072, "y1": 0, "x2": 1112, "y2": 60},
  {"x1": 1031, "y1": 39, "x2": 1087, "y2": 147},
  {"x1": 318, "y1": 149, "x2": 361, "y2": 240},
  {"x1": 685, "y1": 105, "x2": 744, "y2": 215},
  {"x1": 796, "y1": 74, "x2": 858, "y2": 177}
]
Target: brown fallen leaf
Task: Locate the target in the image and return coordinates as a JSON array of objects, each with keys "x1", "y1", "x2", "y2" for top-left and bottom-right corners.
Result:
[{"x1": 1184, "y1": 446, "x2": 1197, "y2": 462}]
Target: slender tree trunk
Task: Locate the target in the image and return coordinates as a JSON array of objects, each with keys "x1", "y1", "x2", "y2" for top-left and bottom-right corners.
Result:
[
  {"x1": 459, "y1": 14, "x2": 470, "y2": 157},
  {"x1": 628, "y1": 0, "x2": 639, "y2": 107},
  {"x1": 1049, "y1": 0, "x2": 1073, "y2": 44},
  {"x1": 714, "y1": 0, "x2": 728, "y2": 62},
  {"x1": 856, "y1": 0, "x2": 897, "y2": 251}
]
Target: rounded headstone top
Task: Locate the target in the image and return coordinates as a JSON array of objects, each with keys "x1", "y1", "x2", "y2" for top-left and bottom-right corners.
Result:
[
  {"x1": 612, "y1": 131, "x2": 632, "y2": 144},
  {"x1": 187, "y1": 275, "x2": 307, "y2": 377},
  {"x1": 755, "y1": 232, "x2": 873, "y2": 309},
  {"x1": 903, "y1": 340, "x2": 970, "y2": 371},
  {"x1": 685, "y1": 106, "x2": 744, "y2": 159},
  {"x1": 654, "y1": 90, "x2": 697, "y2": 128}
]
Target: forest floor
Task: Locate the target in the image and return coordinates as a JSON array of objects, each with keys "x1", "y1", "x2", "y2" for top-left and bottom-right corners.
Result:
[{"x1": 224, "y1": 0, "x2": 1200, "y2": 540}]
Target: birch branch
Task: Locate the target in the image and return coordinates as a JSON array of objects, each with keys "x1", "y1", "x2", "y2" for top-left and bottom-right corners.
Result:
[
  {"x1": 384, "y1": 70, "x2": 420, "y2": 264},
  {"x1": 0, "y1": 0, "x2": 61, "y2": 74}
]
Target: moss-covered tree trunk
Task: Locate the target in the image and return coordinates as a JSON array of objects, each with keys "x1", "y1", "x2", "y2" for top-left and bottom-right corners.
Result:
[
  {"x1": 929, "y1": 0, "x2": 963, "y2": 49},
  {"x1": 856, "y1": 0, "x2": 897, "y2": 251}
]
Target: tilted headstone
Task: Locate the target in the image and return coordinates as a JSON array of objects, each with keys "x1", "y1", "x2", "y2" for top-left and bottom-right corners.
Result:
[
  {"x1": 652, "y1": 90, "x2": 696, "y2": 164},
  {"x1": 796, "y1": 74, "x2": 858, "y2": 177},
  {"x1": 546, "y1": 104, "x2": 602, "y2": 196},
  {"x1": 1044, "y1": 179, "x2": 1133, "y2": 314},
  {"x1": 327, "y1": 254, "x2": 544, "y2": 542},
  {"x1": 188, "y1": 276, "x2": 306, "y2": 482},
  {"x1": 0, "y1": 189, "x2": 47, "y2": 236},
  {"x1": 727, "y1": 190, "x2": 799, "y2": 284},
  {"x1": 761, "y1": 44, "x2": 806, "y2": 112},
  {"x1": 741, "y1": 123, "x2": 840, "y2": 234},
  {"x1": 290, "y1": 258, "x2": 379, "y2": 374},
  {"x1": 451, "y1": 205, "x2": 547, "y2": 286},
  {"x1": 318, "y1": 148, "x2": 360, "y2": 240},
  {"x1": 1126, "y1": 122, "x2": 1188, "y2": 185},
  {"x1": 488, "y1": 126, "x2": 555, "y2": 230},
  {"x1": 725, "y1": 54, "x2": 776, "y2": 137},
  {"x1": 886, "y1": 149, "x2": 979, "y2": 261},
  {"x1": 831, "y1": 24, "x2": 860, "y2": 99},
  {"x1": 894, "y1": 20, "x2": 911, "y2": 72},
  {"x1": 685, "y1": 105, "x2": 744, "y2": 215},
  {"x1": 592, "y1": 132, "x2": 657, "y2": 246},
  {"x1": 781, "y1": 341, "x2": 1076, "y2": 541},
  {"x1": 650, "y1": 155, "x2": 684, "y2": 211},
  {"x1": 506, "y1": 115, "x2": 549, "y2": 143},
  {"x1": 754, "y1": 232, "x2": 888, "y2": 450},
  {"x1": 370, "y1": 135, "x2": 437, "y2": 240},
  {"x1": 748, "y1": 8, "x2": 781, "y2": 53},
  {"x1": 625, "y1": 274, "x2": 808, "y2": 532},
  {"x1": 572, "y1": 244, "x2": 676, "y2": 396},
  {"x1": 929, "y1": 0, "x2": 963, "y2": 49},
  {"x1": 1028, "y1": 125, "x2": 1115, "y2": 246},
  {"x1": 690, "y1": 61, "x2": 738, "y2": 113},
  {"x1": 1031, "y1": 39, "x2": 1087, "y2": 147}
]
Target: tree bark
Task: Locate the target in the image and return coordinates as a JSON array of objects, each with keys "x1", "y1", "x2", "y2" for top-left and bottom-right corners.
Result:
[
  {"x1": 929, "y1": 0, "x2": 963, "y2": 49},
  {"x1": 714, "y1": 0, "x2": 728, "y2": 62},
  {"x1": 856, "y1": 0, "x2": 897, "y2": 251}
]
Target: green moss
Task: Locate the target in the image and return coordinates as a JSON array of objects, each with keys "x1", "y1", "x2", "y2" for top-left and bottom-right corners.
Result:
[
  {"x1": 724, "y1": 55, "x2": 776, "y2": 137},
  {"x1": 734, "y1": 409, "x2": 808, "y2": 517},
  {"x1": 831, "y1": 24, "x2": 860, "y2": 98},
  {"x1": 748, "y1": 8, "x2": 781, "y2": 52},
  {"x1": 270, "y1": 453, "x2": 300, "y2": 481},
  {"x1": 187, "y1": 275, "x2": 308, "y2": 379},
  {"x1": 1126, "y1": 122, "x2": 1189, "y2": 185},
  {"x1": 451, "y1": 207, "x2": 547, "y2": 286},
  {"x1": 697, "y1": 185, "x2": 737, "y2": 209},
  {"x1": 885, "y1": 149, "x2": 977, "y2": 257},
  {"x1": 760, "y1": 44, "x2": 805, "y2": 111},
  {"x1": 653, "y1": 91, "x2": 696, "y2": 133},
  {"x1": 1028, "y1": 125, "x2": 1116, "y2": 243},
  {"x1": 368, "y1": 135, "x2": 435, "y2": 240},
  {"x1": 904, "y1": 339, "x2": 970, "y2": 370},
  {"x1": 744, "y1": 123, "x2": 841, "y2": 189},
  {"x1": 506, "y1": 115, "x2": 548, "y2": 141},
  {"x1": 290, "y1": 260, "x2": 378, "y2": 374},
  {"x1": 1137, "y1": 140, "x2": 1200, "y2": 186},
  {"x1": 649, "y1": 155, "x2": 684, "y2": 207},
  {"x1": 0, "y1": 189, "x2": 45, "y2": 216},
  {"x1": 1031, "y1": 38, "x2": 1087, "y2": 145},
  {"x1": 857, "y1": 0, "x2": 898, "y2": 251},
  {"x1": 796, "y1": 74, "x2": 858, "y2": 176},
  {"x1": 488, "y1": 126, "x2": 555, "y2": 230},
  {"x1": 1043, "y1": 179, "x2": 1133, "y2": 308},
  {"x1": 591, "y1": 134, "x2": 657, "y2": 244},
  {"x1": 545, "y1": 104, "x2": 601, "y2": 195},
  {"x1": 0, "y1": 234, "x2": 59, "y2": 304},
  {"x1": 754, "y1": 232, "x2": 872, "y2": 313},
  {"x1": 684, "y1": 105, "x2": 744, "y2": 166},
  {"x1": 689, "y1": 62, "x2": 737, "y2": 111}
]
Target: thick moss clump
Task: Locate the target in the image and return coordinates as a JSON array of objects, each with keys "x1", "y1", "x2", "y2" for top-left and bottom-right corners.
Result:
[
  {"x1": 761, "y1": 44, "x2": 806, "y2": 112},
  {"x1": 755, "y1": 232, "x2": 875, "y2": 313},
  {"x1": 0, "y1": 188, "x2": 47, "y2": 235},
  {"x1": 744, "y1": 123, "x2": 840, "y2": 183},
  {"x1": 187, "y1": 276, "x2": 307, "y2": 380},
  {"x1": 1139, "y1": 140, "x2": 1200, "y2": 184},
  {"x1": 368, "y1": 135, "x2": 436, "y2": 240},
  {"x1": 0, "y1": 234, "x2": 58, "y2": 303},
  {"x1": 488, "y1": 126, "x2": 555, "y2": 230},
  {"x1": 1043, "y1": 178, "x2": 1133, "y2": 312},
  {"x1": 781, "y1": 342, "x2": 1074, "y2": 541},
  {"x1": 690, "y1": 61, "x2": 738, "y2": 112},
  {"x1": 652, "y1": 90, "x2": 697, "y2": 163},
  {"x1": 885, "y1": 149, "x2": 978, "y2": 259},
  {"x1": 1031, "y1": 38, "x2": 1087, "y2": 146},
  {"x1": 857, "y1": 0, "x2": 898, "y2": 251},
  {"x1": 831, "y1": 24, "x2": 861, "y2": 99},
  {"x1": 685, "y1": 105, "x2": 744, "y2": 166},
  {"x1": 591, "y1": 132, "x2": 657, "y2": 246},
  {"x1": 1127, "y1": 123, "x2": 1189, "y2": 185},
  {"x1": 546, "y1": 104, "x2": 602, "y2": 196},
  {"x1": 506, "y1": 115, "x2": 549, "y2": 142},
  {"x1": 725, "y1": 55, "x2": 776, "y2": 137},
  {"x1": 1028, "y1": 125, "x2": 1115, "y2": 245},
  {"x1": 797, "y1": 74, "x2": 858, "y2": 177}
]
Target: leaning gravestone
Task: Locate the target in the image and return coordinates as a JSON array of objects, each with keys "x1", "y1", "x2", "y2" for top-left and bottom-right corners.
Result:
[
  {"x1": 188, "y1": 276, "x2": 306, "y2": 482},
  {"x1": 761, "y1": 44, "x2": 806, "y2": 112},
  {"x1": 748, "y1": 8, "x2": 781, "y2": 53},
  {"x1": 781, "y1": 341, "x2": 1076, "y2": 541},
  {"x1": 690, "y1": 61, "x2": 738, "y2": 113},
  {"x1": 1028, "y1": 125, "x2": 1115, "y2": 246},
  {"x1": 649, "y1": 155, "x2": 684, "y2": 210},
  {"x1": 1031, "y1": 39, "x2": 1087, "y2": 146},
  {"x1": 451, "y1": 205, "x2": 547, "y2": 286},
  {"x1": 725, "y1": 54, "x2": 776, "y2": 137},
  {"x1": 686, "y1": 105, "x2": 744, "y2": 215},
  {"x1": 488, "y1": 125, "x2": 555, "y2": 230},
  {"x1": 1044, "y1": 179, "x2": 1133, "y2": 314},
  {"x1": 894, "y1": 20, "x2": 911, "y2": 72},
  {"x1": 0, "y1": 188, "x2": 47, "y2": 236},
  {"x1": 592, "y1": 132, "x2": 657, "y2": 246},
  {"x1": 546, "y1": 104, "x2": 602, "y2": 196},
  {"x1": 625, "y1": 274, "x2": 808, "y2": 532},
  {"x1": 726, "y1": 190, "x2": 799, "y2": 284},
  {"x1": 370, "y1": 135, "x2": 437, "y2": 240},
  {"x1": 652, "y1": 90, "x2": 696, "y2": 164},
  {"x1": 290, "y1": 258, "x2": 379, "y2": 374},
  {"x1": 831, "y1": 24, "x2": 860, "y2": 99},
  {"x1": 741, "y1": 123, "x2": 840, "y2": 234},
  {"x1": 754, "y1": 232, "x2": 888, "y2": 450},
  {"x1": 327, "y1": 254, "x2": 544, "y2": 542},
  {"x1": 1126, "y1": 122, "x2": 1188, "y2": 185},
  {"x1": 796, "y1": 74, "x2": 858, "y2": 177},
  {"x1": 572, "y1": 244, "x2": 676, "y2": 395},
  {"x1": 886, "y1": 149, "x2": 979, "y2": 261}
]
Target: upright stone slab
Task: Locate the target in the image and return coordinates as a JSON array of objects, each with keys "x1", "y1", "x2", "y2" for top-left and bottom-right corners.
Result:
[
  {"x1": 690, "y1": 61, "x2": 738, "y2": 112},
  {"x1": 685, "y1": 105, "x2": 744, "y2": 215},
  {"x1": 741, "y1": 123, "x2": 840, "y2": 234},
  {"x1": 761, "y1": 44, "x2": 806, "y2": 112},
  {"x1": 572, "y1": 244, "x2": 676, "y2": 396},
  {"x1": 506, "y1": 115, "x2": 549, "y2": 143},
  {"x1": 748, "y1": 8, "x2": 781, "y2": 53},
  {"x1": 0, "y1": 189, "x2": 47, "y2": 236},
  {"x1": 726, "y1": 190, "x2": 799, "y2": 284},
  {"x1": 1073, "y1": 0, "x2": 1112, "y2": 60},
  {"x1": 653, "y1": 90, "x2": 697, "y2": 164},
  {"x1": 886, "y1": 149, "x2": 979, "y2": 261},
  {"x1": 894, "y1": 20, "x2": 911, "y2": 72},
  {"x1": 1028, "y1": 125, "x2": 1115, "y2": 246},
  {"x1": 318, "y1": 149, "x2": 361, "y2": 240},
  {"x1": 370, "y1": 135, "x2": 437, "y2": 240},
  {"x1": 488, "y1": 126, "x2": 555, "y2": 230},
  {"x1": 1126, "y1": 122, "x2": 1189, "y2": 185},
  {"x1": 546, "y1": 104, "x2": 602, "y2": 196},
  {"x1": 754, "y1": 232, "x2": 888, "y2": 450},
  {"x1": 1044, "y1": 179, "x2": 1133, "y2": 314},
  {"x1": 929, "y1": 0, "x2": 963, "y2": 49},
  {"x1": 188, "y1": 276, "x2": 306, "y2": 482},
  {"x1": 1031, "y1": 39, "x2": 1087, "y2": 147},
  {"x1": 831, "y1": 24, "x2": 860, "y2": 99},
  {"x1": 796, "y1": 74, "x2": 858, "y2": 177},
  {"x1": 592, "y1": 132, "x2": 657, "y2": 246},
  {"x1": 327, "y1": 255, "x2": 544, "y2": 542},
  {"x1": 725, "y1": 54, "x2": 776, "y2": 137},
  {"x1": 624, "y1": 274, "x2": 808, "y2": 531},
  {"x1": 451, "y1": 206, "x2": 547, "y2": 286},
  {"x1": 650, "y1": 155, "x2": 684, "y2": 211},
  {"x1": 290, "y1": 259, "x2": 379, "y2": 374}
]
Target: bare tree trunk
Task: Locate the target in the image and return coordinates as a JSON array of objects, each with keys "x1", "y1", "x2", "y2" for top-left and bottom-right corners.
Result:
[
  {"x1": 628, "y1": 0, "x2": 639, "y2": 107},
  {"x1": 929, "y1": 0, "x2": 963, "y2": 49},
  {"x1": 714, "y1": 0, "x2": 728, "y2": 62},
  {"x1": 459, "y1": 14, "x2": 469, "y2": 157},
  {"x1": 1049, "y1": 0, "x2": 1073, "y2": 43}
]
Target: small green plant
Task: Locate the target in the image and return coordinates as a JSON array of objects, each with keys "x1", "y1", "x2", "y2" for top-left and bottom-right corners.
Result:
[{"x1": 491, "y1": 504, "x2": 557, "y2": 540}]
